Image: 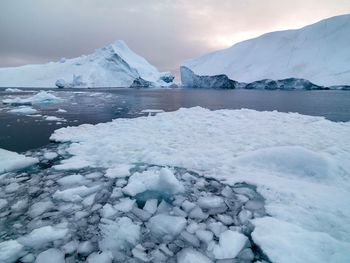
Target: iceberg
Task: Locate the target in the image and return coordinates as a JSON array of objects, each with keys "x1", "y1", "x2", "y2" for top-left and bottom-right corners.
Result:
[
  {"x1": 0, "y1": 40, "x2": 174, "y2": 88},
  {"x1": 181, "y1": 14, "x2": 350, "y2": 88}
]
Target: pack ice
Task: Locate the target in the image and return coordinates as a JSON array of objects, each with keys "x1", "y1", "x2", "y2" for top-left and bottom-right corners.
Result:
[
  {"x1": 0, "y1": 40, "x2": 174, "y2": 88},
  {"x1": 1, "y1": 107, "x2": 350, "y2": 262}
]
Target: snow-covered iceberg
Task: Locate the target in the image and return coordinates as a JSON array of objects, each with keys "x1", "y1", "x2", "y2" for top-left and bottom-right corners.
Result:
[
  {"x1": 181, "y1": 14, "x2": 350, "y2": 89},
  {"x1": 50, "y1": 107, "x2": 350, "y2": 262},
  {"x1": 0, "y1": 40, "x2": 174, "y2": 88}
]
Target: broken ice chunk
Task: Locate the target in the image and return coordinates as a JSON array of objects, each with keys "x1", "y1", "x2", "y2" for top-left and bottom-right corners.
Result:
[
  {"x1": 18, "y1": 225, "x2": 68, "y2": 248},
  {"x1": 0, "y1": 240, "x2": 24, "y2": 263},
  {"x1": 28, "y1": 200, "x2": 54, "y2": 218},
  {"x1": 77, "y1": 241, "x2": 94, "y2": 256},
  {"x1": 148, "y1": 214, "x2": 186, "y2": 238},
  {"x1": 123, "y1": 168, "x2": 184, "y2": 199},
  {"x1": 210, "y1": 230, "x2": 248, "y2": 259},
  {"x1": 177, "y1": 248, "x2": 213, "y2": 263},
  {"x1": 188, "y1": 206, "x2": 208, "y2": 221},
  {"x1": 105, "y1": 164, "x2": 132, "y2": 179},
  {"x1": 195, "y1": 230, "x2": 213, "y2": 244},
  {"x1": 132, "y1": 244, "x2": 150, "y2": 262},
  {"x1": 99, "y1": 217, "x2": 140, "y2": 257},
  {"x1": 143, "y1": 199, "x2": 158, "y2": 214},
  {"x1": 198, "y1": 196, "x2": 225, "y2": 209},
  {"x1": 34, "y1": 248, "x2": 65, "y2": 263},
  {"x1": 57, "y1": 174, "x2": 89, "y2": 186},
  {"x1": 87, "y1": 251, "x2": 113, "y2": 263},
  {"x1": 114, "y1": 198, "x2": 135, "y2": 212},
  {"x1": 53, "y1": 185, "x2": 100, "y2": 202}
]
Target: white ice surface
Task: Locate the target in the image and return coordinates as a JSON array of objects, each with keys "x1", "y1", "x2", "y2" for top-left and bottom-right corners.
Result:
[
  {"x1": 50, "y1": 107, "x2": 350, "y2": 262},
  {"x1": 0, "y1": 240, "x2": 24, "y2": 263},
  {"x1": 0, "y1": 40, "x2": 172, "y2": 88},
  {"x1": 34, "y1": 248, "x2": 65, "y2": 263},
  {"x1": 182, "y1": 14, "x2": 350, "y2": 87},
  {"x1": 210, "y1": 230, "x2": 248, "y2": 259},
  {"x1": 3, "y1": 91, "x2": 62, "y2": 105},
  {"x1": 8, "y1": 106, "x2": 37, "y2": 115},
  {"x1": 177, "y1": 248, "x2": 213, "y2": 263},
  {"x1": 0, "y1": 148, "x2": 38, "y2": 174}
]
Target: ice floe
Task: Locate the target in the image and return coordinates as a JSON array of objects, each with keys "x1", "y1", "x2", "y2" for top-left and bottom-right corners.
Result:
[
  {"x1": 0, "y1": 148, "x2": 38, "y2": 173},
  {"x1": 49, "y1": 107, "x2": 350, "y2": 262},
  {"x1": 3, "y1": 90, "x2": 62, "y2": 105}
]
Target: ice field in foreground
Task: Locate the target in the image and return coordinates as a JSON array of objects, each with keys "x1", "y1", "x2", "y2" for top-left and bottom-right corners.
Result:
[{"x1": 1, "y1": 107, "x2": 350, "y2": 262}]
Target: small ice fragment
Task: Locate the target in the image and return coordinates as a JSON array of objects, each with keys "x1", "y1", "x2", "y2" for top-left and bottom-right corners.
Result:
[
  {"x1": 34, "y1": 248, "x2": 64, "y2": 263},
  {"x1": 87, "y1": 251, "x2": 113, "y2": 263},
  {"x1": 0, "y1": 199, "x2": 8, "y2": 210},
  {"x1": 143, "y1": 199, "x2": 158, "y2": 214},
  {"x1": 114, "y1": 198, "x2": 135, "y2": 212},
  {"x1": 105, "y1": 164, "x2": 132, "y2": 178},
  {"x1": 177, "y1": 248, "x2": 213, "y2": 263},
  {"x1": 210, "y1": 230, "x2": 248, "y2": 259},
  {"x1": 43, "y1": 151, "x2": 58, "y2": 160},
  {"x1": 101, "y1": 204, "x2": 117, "y2": 219},
  {"x1": 132, "y1": 244, "x2": 150, "y2": 262},
  {"x1": 188, "y1": 206, "x2": 208, "y2": 220},
  {"x1": 198, "y1": 196, "x2": 225, "y2": 209},
  {"x1": 0, "y1": 240, "x2": 24, "y2": 263},
  {"x1": 28, "y1": 200, "x2": 54, "y2": 218},
  {"x1": 77, "y1": 241, "x2": 94, "y2": 256},
  {"x1": 195, "y1": 229, "x2": 213, "y2": 244},
  {"x1": 57, "y1": 174, "x2": 88, "y2": 186},
  {"x1": 62, "y1": 240, "x2": 78, "y2": 254},
  {"x1": 18, "y1": 225, "x2": 68, "y2": 248},
  {"x1": 148, "y1": 215, "x2": 186, "y2": 238}
]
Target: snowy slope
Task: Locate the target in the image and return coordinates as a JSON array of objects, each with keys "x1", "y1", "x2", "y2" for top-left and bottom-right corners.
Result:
[
  {"x1": 182, "y1": 14, "x2": 350, "y2": 87},
  {"x1": 0, "y1": 40, "x2": 173, "y2": 88}
]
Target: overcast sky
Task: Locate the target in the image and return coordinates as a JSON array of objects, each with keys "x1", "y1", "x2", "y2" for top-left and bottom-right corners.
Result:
[{"x1": 0, "y1": 0, "x2": 349, "y2": 76}]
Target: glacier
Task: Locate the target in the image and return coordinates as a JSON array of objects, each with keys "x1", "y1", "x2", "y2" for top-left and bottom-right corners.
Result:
[
  {"x1": 0, "y1": 40, "x2": 174, "y2": 88},
  {"x1": 181, "y1": 14, "x2": 350, "y2": 89}
]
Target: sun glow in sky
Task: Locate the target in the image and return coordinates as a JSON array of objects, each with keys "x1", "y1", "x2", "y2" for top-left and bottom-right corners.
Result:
[{"x1": 0, "y1": 0, "x2": 349, "y2": 76}]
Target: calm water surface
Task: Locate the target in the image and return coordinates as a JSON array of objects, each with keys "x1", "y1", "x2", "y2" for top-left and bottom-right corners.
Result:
[{"x1": 0, "y1": 88, "x2": 349, "y2": 152}]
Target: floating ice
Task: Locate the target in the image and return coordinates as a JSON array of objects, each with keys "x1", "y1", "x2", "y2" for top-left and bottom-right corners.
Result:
[
  {"x1": 148, "y1": 214, "x2": 186, "y2": 238},
  {"x1": 0, "y1": 240, "x2": 24, "y2": 263},
  {"x1": 18, "y1": 225, "x2": 68, "y2": 248},
  {"x1": 3, "y1": 91, "x2": 62, "y2": 105},
  {"x1": 8, "y1": 106, "x2": 37, "y2": 115},
  {"x1": 34, "y1": 248, "x2": 65, "y2": 263},
  {"x1": 177, "y1": 248, "x2": 213, "y2": 263},
  {"x1": 123, "y1": 167, "x2": 184, "y2": 199},
  {"x1": 0, "y1": 148, "x2": 38, "y2": 174},
  {"x1": 50, "y1": 107, "x2": 350, "y2": 262},
  {"x1": 210, "y1": 230, "x2": 248, "y2": 259}
]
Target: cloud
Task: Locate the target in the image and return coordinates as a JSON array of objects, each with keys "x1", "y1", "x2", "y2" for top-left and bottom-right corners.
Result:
[{"x1": 0, "y1": 0, "x2": 349, "y2": 77}]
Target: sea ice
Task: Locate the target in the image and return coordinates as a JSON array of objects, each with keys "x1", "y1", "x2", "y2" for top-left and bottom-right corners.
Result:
[
  {"x1": 3, "y1": 91, "x2": 62, "y2": 105},
  {"x1": 0, "y1": 148, "x2": 38, "y2": 174},
  {"x1": 34, "y1": 248, "x2": 65, "y2": 263},
  {"x1": 0, "y1": 240, "x2": 24, "y2": 263},
  {"x1": 177, "y1": 248, "x2": 213, "y2": 263},
  {"x1": 148, "y1": 214, "x2": 186, "y2": 238},
  {"x1": 210, "y1": 230, "x2": 248, "y2": 259},
  {"x1": 8, "y1": 106, "x2": 37, "y2": 115},
  {"x1": 18, "y1": 225, "x2": 68, "y2": 248}
]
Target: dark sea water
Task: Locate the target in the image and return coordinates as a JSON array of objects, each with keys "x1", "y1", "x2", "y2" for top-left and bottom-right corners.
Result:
[{"x1": 0, "y1": 88, "x2": 349, "y2": 152}]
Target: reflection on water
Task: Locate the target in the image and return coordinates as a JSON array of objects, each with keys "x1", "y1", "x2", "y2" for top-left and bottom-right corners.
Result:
[{"x1": 0, "y1": 88, "x2": 349, "y2": 152}]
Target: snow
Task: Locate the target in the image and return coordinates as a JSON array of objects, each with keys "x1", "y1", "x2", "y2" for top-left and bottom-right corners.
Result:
[
  {"x1": 122, "y1": 167, "x2": 184, "y2": 197},
  {"x1": 3, "y1": 91, "x2": 62, "y2": 105},
  {"x1": 34, "y1": 248, "x2": 65, "y2": 263},
  {"x1": 0, "y1": 148, "x2": 38, "y2": 174},
  {"x1": 210, "y1": 230, "x2": 248, "y2": 259},
  {"x1": 0, "y1": 240, "x2": 24, "y2": 263},
  {"x1": 177, "y1": 248, "x2": 213, "y2": 263},
  {"x1": 0, "y1": 40, "x2": 173, "y2": 88},
  {"x1": 148, "y1": 214, "x2": 187, "y2": 238},
  {"x1": 50, "y1": 107, "x2": 350, "y2": 262},
  {"x1": 182, "y1": 14, "x2": 350, "y2": 87}
]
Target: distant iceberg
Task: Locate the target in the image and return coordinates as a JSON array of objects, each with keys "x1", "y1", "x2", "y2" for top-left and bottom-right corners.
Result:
[
  {"x1": 0, "y1": 40, "x2": 174, "y2": 88},
  {"x1": 181, "y1": 14, "x2": 350, "y2": 89}
]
